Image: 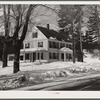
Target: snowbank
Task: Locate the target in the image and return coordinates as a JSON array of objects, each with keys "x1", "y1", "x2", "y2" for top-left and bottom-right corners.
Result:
[{"x1": 0, "y1": 53, "x2": 100, "y2": 76}]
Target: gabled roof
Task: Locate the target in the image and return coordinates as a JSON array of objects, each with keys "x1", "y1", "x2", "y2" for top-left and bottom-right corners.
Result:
[
  {"x1": 37, "y1": 26, "x2": 68, "y2": 42},
  {"x1": 60, "y1": 47, "x2": 73, "y2": 54}
]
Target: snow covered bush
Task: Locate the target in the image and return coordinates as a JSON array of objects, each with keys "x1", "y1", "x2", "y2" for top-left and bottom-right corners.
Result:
[{"x1": 1, "y1": 75, "x2": 28, "y2": 90}]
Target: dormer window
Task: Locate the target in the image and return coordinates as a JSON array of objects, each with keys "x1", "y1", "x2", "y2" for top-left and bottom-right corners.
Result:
[{"x1": 32, "y1": 32, "x2": 38, "y2": 38}]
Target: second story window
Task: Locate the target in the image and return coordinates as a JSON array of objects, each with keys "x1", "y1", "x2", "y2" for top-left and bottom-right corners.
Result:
[
  {"x1": 60, "y1": 43, "x2": 63, "y2": 48},
  {"x1": 66, "y1": 44, "x2": 68, "y2": 48},
  {"x1": 69, "y1": 44, "x2": 72, "y2": 49},
  {"x1": 38, "y1": 42, "x2": 43, "y2": 47},
  {"x1": 57, "y1": 42, "x2": 59, "y2": 49},
  {"x1": 49, "y1": 41, "x2": 53, "y2": 48},
  {"x1": 32, "y1": 32, "x2": 38, "y2": 38},
  {"x1": 25, "y1": 43, "x2": 30, "y2": 48}
]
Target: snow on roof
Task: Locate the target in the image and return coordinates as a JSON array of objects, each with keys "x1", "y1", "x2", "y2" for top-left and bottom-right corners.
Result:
[
  {"x1": 60, "y1": 47, "x2": 73, "y2": 54},
  {"x1": 20, "y1": 48, "x2": 46, "y2": 53}
]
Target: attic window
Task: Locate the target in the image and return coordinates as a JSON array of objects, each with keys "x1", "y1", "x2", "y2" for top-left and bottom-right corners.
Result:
[
  {"x1": 32, "y1": 32, "x2": 38, "y2": 38},
  {"x1": 38, "y1": 42, "x2": 43, "y2": 47},
  {"x1": 25, "y1": 43, "x2": 30, "y2": 48}
]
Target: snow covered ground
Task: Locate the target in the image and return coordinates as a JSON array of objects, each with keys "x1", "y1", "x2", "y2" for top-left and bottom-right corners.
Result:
[{"x1": 0, "y1": 53, "x2": 100, "y2": 76}]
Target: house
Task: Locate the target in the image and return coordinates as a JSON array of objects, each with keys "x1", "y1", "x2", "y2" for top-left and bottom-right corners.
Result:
[{"x1": 8, "y1": 24, "x2": 73, "y2": 63}]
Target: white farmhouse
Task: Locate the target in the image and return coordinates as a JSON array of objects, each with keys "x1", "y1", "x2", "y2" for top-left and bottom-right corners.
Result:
[{"x1": 8, "y1": 24, "x2": 73, "y2": 63}]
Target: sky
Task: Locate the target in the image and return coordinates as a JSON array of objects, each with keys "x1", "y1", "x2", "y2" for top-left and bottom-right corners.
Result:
[
  {"x1": 0, "y1": 5, "x2": 97, "y2": 36},
  {"x1": 30, "y1": 5, "x2": 60, "y2": 31}
]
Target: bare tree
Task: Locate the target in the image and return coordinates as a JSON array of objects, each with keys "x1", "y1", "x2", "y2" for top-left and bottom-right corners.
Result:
[
  {"x1": 11, "y1": 4, "x2": 57, "y2": 73},
  {"x1": 2, "y1": 5, "x2": 11, "y2": 68}
]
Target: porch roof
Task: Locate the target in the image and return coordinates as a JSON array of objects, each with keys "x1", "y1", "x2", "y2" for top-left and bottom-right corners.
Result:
[
  {"x1": 60, "y1": 47, "x2": 73, "y2": 54},
  {"x1": 20, "y1": 48, "x2": 47, "y2": 53}
]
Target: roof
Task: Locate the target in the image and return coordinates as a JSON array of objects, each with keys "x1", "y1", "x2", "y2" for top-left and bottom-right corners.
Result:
[{"x1": 37, "y1": 26, "x2": 68, "y2": 42}]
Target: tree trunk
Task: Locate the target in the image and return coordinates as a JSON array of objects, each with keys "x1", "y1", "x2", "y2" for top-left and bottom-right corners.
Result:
[
  {"x1": 13, "y1": 40, "x2": 21, "y2": 73},
  {"x1": 79, "y1": 23, "x2": 83, "y2": 62},
  {"x1": 2, "y1": 42, "x2": 8, "y2": 68},
  {"x1": 77, "y1": 50, "x2": 83, "y2": 62},
  {"x1": 72, "y1": 20, "x2": 75, "y2": 63}
]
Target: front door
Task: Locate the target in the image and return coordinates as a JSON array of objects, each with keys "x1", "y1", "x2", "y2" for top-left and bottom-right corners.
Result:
[
  {"x1": 61, "y1": 53, "x2": 64, "y2": 61},
  {"x1": 33, "y1": 53, "x2": 36, "y2": 62}
]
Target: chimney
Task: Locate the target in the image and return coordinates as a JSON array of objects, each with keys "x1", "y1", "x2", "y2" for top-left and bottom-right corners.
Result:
[{"x1": 47, "y1": 24, "x2": 50, "y2": 30}]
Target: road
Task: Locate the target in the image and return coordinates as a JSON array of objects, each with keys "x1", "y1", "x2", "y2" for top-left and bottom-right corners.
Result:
[
  {"x1": 40, "y1": 74, "x2": 100, "y2": 91},
  {"x1": 13, "y1": 72, "x2": 100, "y2": 91}
]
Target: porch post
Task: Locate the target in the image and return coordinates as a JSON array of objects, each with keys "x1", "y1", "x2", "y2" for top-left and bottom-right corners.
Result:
[
  {"x1": 29, "y1": 53, "x2": 31, "y2": 62},
  {"x1": 31, "y1": 53, "x2": 33, "y2": 62},
  {"x1": 59, "y1": 52, "x2": 61, "y2": 61},
  {"x1": 23, "y1": 53, "x2": 25, "y2": 62},
  {"x1": 39, "y1": 51, "x2": 41, "y2": 62},
  {"x1": 36, "y1": 52, "x2": 37, "y2": 61},
  {"x1": 64, "y1": 52, "x2": 66, "y2": 62}
]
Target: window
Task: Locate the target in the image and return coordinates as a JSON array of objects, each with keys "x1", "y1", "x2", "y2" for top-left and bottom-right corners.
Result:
[
  {"x1": 9, "y1": 55, "x2": 14, "y2": 61},
  {"x1": 66, "y1": 44, "x2": 68, "y2": 48},
  {"x1": 49, "y1": 52, "x2": 52, "y2": 59},
  {"x1": 37, "y1": 53, "x2": 39, "y2": 59},
  {"x1": 25, "y1": 43, "x2": 30, "y2": 48},
  {"x1": 53, "y1": 53, "x2": 55, "y2": 59},
  {"x1": 69, "y1": 54, "x2": 72, "y2": 59},
  {"x1": 66, "y1": 54, "x2": 68, "y2": 59},
  {"x1": 57, "y1": 42, "x2": 59, "y2": 49},
  {"x1": 38, "y1": 42, "x2": 43, "y2": 47},
  {"x1": 41, "y1": 53, "x2": 43, "y2": 59},
  {"x1": 32, "y1": 32, "x2": 38, "y2": 38},
  {"x1": 60, "y1": 43, "x2": 63, "y2": 48},
  {"x1": 63, "y1": 43, "x2": 65, "y2": 47},
  {"x1": 20, "y1": 55, "x2": 23, "y2": 60},
  {"x1": 69, "y1": 44, "x2": 72, "y2": 49},
  {"x1": 54, "y1": 42, "x2": 57, "y2": 48},
  {"x1": 25, "y1": 53, "x2": 29, "y2": 60},
  {"x1": 49, "y1": 41, "x2": 52, "y2": 48},
  {"x1": 52, "y1": 42, "x2": 55, "y2": 48},
  {"x1": 57, "y1": 53, "x2": 59, "y2": 60},
  {"x1": 53, "y1": 52, "x2": 57, "y2": 59}
]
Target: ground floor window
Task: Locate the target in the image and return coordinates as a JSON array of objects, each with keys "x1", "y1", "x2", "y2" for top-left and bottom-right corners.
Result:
[
  {"x1": 9, "y1": 55, "x2": 14, "y2": 61},
  {"x1": 25, "y1": 53, "x2": 29, "y2": 60},
  {"x1": 49, "y1": 52, "x2": 52, "y2": 59},
  {"x1": 41, "y1": 53, "x2": 43, "y2": 59},
  {"x1": 53, "y1": 53, "x2": 56, "y2": 59},
  {"x1": 69, "y1": 54, "x2": 72, "y2": 60},
  {"x1": 37, "y1": 53, "x2": 39, "y2": 59},
  {"x1": 20, "y1": 55, "x2": 23, "y2": 60},
  {"x1": 49, "y1": 52, "x2": 58, "y2": 59},
  {"x1": 37, "y1": 52, "x2": 44, "y2": 60},
  {"x1": 57, "y1": 53, "x2": 59, "y2": 60},
  {"x1": 66, "y1": 54, "x2": 68, "y2": 59}
]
